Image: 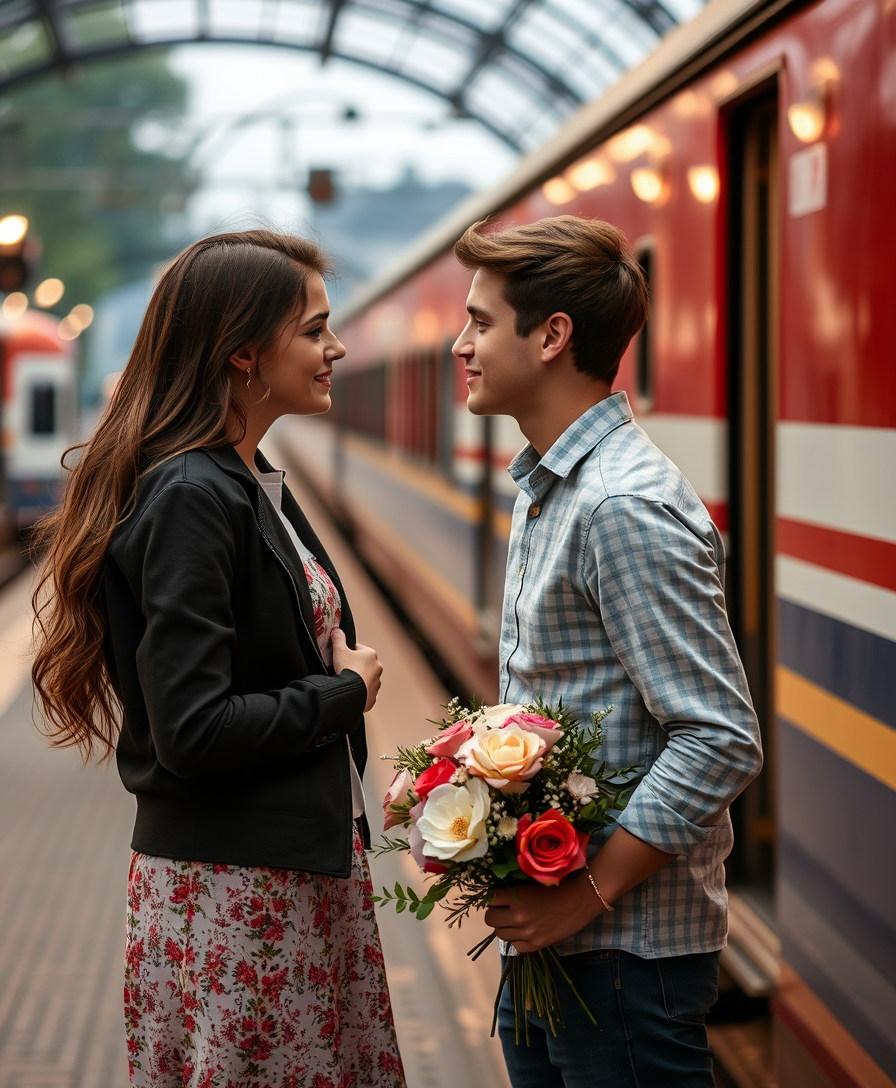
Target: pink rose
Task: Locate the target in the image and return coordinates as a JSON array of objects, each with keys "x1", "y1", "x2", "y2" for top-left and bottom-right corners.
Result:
[
  {"x1": 408, "y1": 802, "x2": 448, "y2": 874},
  {"x1": 413, "y1": 758, "x2": 456, "y2": 801},
  {"x1": 426, "y1": 719, "x2": 475, "y2": 758},
  {"x1": 515, "y1": 809, "x2": 589, "y2": 886},
  {"x1": 382, "y1": 769, "x2": 414, "y2": 830},
  {"x1": 503, "y1": 712, "x2": 563, "y2": 750}
]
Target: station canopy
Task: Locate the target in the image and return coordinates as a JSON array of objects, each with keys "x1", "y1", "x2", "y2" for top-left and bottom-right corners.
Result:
[{"x1": 0, "y1": 0, "x2": 704, "y2": 150}]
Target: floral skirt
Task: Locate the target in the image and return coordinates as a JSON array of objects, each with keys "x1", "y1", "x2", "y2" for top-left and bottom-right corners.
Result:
[{"x1": 124, "y1": 828, "x2": 406, "y2": 1088}]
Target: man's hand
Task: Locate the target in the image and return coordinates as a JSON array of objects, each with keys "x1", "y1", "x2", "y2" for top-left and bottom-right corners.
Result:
[
  {"x1": 484, "y1": 828, "x2": 675, "y2": 952},
  {"x1": 484, "y1": 873, "x2": 601, "y2": 953}
]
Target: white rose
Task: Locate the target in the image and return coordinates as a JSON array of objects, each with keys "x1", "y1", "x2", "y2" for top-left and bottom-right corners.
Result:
[
  {"x1": 416, "y1": 778, "x2": 491, "y2": 861},
  {"x1": 566, "y1": 772, "x2": 599, "y2": 802},
  {"x1": 473, "y1": 702, "x2": 528, "y2": 729}
]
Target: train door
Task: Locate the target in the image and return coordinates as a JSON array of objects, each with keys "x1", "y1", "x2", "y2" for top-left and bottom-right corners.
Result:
[{"x1": 725, "y1": 82, "x2": 780, "y2": 954}]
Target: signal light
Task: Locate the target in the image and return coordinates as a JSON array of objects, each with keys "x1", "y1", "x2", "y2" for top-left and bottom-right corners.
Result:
[{"x1": 0, "y1": 214, "x2": 31, "y2": 292}]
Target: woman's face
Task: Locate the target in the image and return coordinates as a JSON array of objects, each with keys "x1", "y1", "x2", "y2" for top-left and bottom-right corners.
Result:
[{"x1": 257, "y1": 272, "x2": 345, "y2": 417}]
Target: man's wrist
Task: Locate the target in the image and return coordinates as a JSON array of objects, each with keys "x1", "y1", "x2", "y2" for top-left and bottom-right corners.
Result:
[{"x1": 583, "y1": 866, "x2": 615, "y2": 913}]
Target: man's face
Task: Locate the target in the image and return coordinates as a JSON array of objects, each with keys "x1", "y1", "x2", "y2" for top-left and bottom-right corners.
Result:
[{"x1": 451, "y1": 267, "x2": 541, "y2": 419}]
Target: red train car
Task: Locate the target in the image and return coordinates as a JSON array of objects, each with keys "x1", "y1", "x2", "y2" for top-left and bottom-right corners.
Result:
[
  {"x1": 276, "y1": 0, "x2": 896, "y2": 1083},
  {"x1": 0, "y1": 309, "x2": 78, "y2": 530}
]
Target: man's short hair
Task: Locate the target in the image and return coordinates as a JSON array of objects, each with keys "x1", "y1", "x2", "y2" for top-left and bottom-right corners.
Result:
[{"x1": 454, "y1": 215, "x2": 649, "y2": 385}]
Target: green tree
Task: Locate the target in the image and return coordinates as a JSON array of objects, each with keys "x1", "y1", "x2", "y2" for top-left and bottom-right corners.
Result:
[{"x1": 0, "y1": 48, "x2": 196, "y2": 310}]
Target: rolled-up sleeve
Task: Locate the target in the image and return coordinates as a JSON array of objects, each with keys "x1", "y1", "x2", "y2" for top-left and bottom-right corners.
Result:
[{"x1": 584, "y1": 494, "x2": 763, "y2": 856}]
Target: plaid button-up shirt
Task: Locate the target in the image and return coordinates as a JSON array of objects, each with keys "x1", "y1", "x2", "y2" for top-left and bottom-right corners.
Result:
[{"x1": 501, "y1": 391, "x2": 762, "y2": 958}]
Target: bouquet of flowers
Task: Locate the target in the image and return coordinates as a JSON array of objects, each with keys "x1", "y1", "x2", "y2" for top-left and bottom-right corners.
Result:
[{"x1": 373, "y1": 697, "x2": 639, "y2": 1041}]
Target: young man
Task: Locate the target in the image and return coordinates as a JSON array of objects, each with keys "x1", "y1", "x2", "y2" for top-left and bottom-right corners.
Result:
[{"x1": 452, "y1": 216, "x2": 762, "y2": 1088}]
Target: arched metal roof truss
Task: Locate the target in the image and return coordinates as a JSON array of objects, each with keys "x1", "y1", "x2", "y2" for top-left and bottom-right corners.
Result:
[{"x1": 0, "y1": 0, "x2": 704, "y2": 150}]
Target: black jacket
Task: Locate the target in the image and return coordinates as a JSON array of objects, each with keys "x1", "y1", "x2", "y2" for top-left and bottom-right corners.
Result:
[{"x1": 103, "y1": 445, "x2": 369, "y2": 878}]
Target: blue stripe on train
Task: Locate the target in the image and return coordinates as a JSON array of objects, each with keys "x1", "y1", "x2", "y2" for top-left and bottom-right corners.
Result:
[
  {"x1": 778, "y1": 599, "x2": 896, "y2": 729},
  {"x1": 778, "y1": 719, "x2": 896, "y2": 1077}
]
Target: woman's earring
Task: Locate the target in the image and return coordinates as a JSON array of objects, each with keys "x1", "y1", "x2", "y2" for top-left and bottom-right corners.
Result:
[{"x1": 246, "y1": 367, "x2": 252, "y2": 393}]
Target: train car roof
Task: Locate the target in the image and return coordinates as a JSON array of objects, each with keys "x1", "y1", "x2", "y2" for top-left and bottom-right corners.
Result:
[
  {"x1": 337, "y1": 0, "x2": 805, "y2": 327},
  {"x1": 0, "y1": 310, "x2": 68, "y2": 352}
]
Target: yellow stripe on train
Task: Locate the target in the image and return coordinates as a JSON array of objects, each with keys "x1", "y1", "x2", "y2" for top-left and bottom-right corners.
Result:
[{"x1": 776, "y1": 666, "x2": 896, "y2": 792}]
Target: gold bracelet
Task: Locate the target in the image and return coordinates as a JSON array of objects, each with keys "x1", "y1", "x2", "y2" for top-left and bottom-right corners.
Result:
[{"x1": 585, "y1": 869, "x2": 615, "y2": 912}]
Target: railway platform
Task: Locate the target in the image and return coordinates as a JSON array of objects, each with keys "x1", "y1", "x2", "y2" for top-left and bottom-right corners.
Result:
[{"x1": 0, "y1": 458, "x2": 510, "y2": 1088}]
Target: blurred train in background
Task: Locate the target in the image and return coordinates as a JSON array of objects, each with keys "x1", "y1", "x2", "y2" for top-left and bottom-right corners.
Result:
[
  {"x1": 276, "y1": 0, "x2": 896, "y2": 1083},
  {"x1": 0, "y1": 309, "x2": 78, "y2": 535}
]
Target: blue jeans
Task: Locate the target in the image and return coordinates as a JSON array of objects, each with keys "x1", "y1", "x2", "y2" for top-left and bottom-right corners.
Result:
[{"x1": 497, "y1": 949, "x2": 719, "y2": 1088}]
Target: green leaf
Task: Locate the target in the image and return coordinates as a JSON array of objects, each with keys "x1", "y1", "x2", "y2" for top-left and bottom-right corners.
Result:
[
  {"x1": 490, "y1": 856, "x2": 522, "y2": 879},
  {"x1": 415, "y1": 901, "x2": 435, "y2": 920},
  {"x1": 396, "y1": 899, "x2": 407, "y2": 914},
  {"x1": 423, "y1": 882, "x2": 452, "y2": 903}
]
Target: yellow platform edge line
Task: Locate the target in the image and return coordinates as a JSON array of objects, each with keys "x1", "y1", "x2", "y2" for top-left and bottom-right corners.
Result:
[{"x1": 776, "y1": 666, "x2": 896, "y2": 792}]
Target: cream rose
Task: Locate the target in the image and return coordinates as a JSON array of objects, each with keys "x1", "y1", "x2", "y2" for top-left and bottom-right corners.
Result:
[
  {"x1": 415, "y1": 778, "x2": 491, "y2": 861},
  {"x1": 456, "y1": 723, "x2": 548, "y2": 792},
  {"x1": 473, "y1": 702, "x2": 528, "y2": 729}
]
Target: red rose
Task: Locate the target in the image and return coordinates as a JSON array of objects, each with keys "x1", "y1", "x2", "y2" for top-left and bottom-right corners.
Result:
[
  {"x1": 413, "y1": 758, "x2": 456, "y2": 800},
  {"x1": 515, "y1": 809, "x2": 589, "y2": 886}
]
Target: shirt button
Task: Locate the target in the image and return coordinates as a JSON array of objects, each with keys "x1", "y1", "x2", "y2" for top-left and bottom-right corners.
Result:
[{"x1": 528, "y1": 504, "x2": 541, "y2": 518}]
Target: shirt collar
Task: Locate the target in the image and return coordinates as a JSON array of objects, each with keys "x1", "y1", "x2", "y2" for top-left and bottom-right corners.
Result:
[{"x1": 508, "y1": 391, "x2": 634, "y2": 500}]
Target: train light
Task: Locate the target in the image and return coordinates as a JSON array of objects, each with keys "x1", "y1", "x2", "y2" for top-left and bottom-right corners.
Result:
[
  {"x1": 788, "y1": 60, "x2": 837, "y2": 143},
  {"x1": 631, "y1": 166, "x2": 666, "y2": 204},
  {"x1": 687, "y1": 166, "x2": 720, "y2": 203},
  {"x1": 607, "y1": 125, "x2": 656, "y2": 163},
  {"x1": 566, "y1": 157, "x2": 615, "y2": 191},
  {"x1": 412, "y1": 308, "x2": 439, "y2": 345},
  {"x1": 542, "y1": 177, "x2": 576, "y2": 205},
  {"x1": 68, "y1": 303, "x2": 94, "y2": 330},
  {"x1": 57, "y1": 315, "x2": 81, "y2": 341},
  {"x1": 710, "y1": 71, "x2": 739, "y2": 99},
  {"x1": 0, "y1": 215, "x2": 28, "y2": 245},
  {"x1": 34, "y1": 277, "x2": 65, "y2": 308},
  {"x1": 2, "y1": 291, "x2": 28, "y2": 318},
  {"x1": 788, "y1": 97, "x2": 826, "y2": 142}
]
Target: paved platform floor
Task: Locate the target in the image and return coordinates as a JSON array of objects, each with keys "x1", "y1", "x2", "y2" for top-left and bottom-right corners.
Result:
[{"x1": 0, "y1": 460, "x2": 511, "y2": 1088}]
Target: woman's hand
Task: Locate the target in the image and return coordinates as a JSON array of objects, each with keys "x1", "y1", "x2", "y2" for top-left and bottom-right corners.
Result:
[{"x1": 331, "y1": 629, "x2": 383, "y2": 712}]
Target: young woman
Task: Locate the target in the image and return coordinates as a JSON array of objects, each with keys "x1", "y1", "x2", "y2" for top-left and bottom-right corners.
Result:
[{"x1": 32, "y1": 230, "x2": 407, "y2": 1088}]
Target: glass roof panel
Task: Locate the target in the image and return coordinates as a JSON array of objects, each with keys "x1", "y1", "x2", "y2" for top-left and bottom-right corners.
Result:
[
  {"x1": 430, "y1": 0, "x2": 515, "y2": 33},
  {"x1": 67, "y1": 1, "x2": 130, "y2": 48},
  {"x1": 660, "y1": 0, "x2": 704, "y2": 20},
  {"x1": 333, "y1": 10, "x2": 408, "y2": 64},
  {"x1": 509, "y1": 5, "x2": 613, "y2": 74},
  {"x1": 0, "y1": 0, "x2": 707, "y2": 150},
  {"x1": 552, "y1": 0, "x2": 660, "y2": 50},
  {"x1": 0, "y1": 17, "x2": 49, "y2": 76},
  {"x1": 270, "y1": 0, "x2": 324, "y2": 46},
  {"x1": 0, "y1": 0, "x2": 36, "y2": 37},
  {"x1": 126, "y1": 0, "x2": 201, "y2": 43},
  {"x1": 397, "y1": 31, "x2": 471, "y2": 93},
  {"x1": 208, "y1": 0, "x2": 267, "y2": 38},
  {"x1": 465, "y1": 63, "x2": 562, "y2": 148},
  {"x1": 562, "y1": 42, "x2": 623, "y2": 98}
]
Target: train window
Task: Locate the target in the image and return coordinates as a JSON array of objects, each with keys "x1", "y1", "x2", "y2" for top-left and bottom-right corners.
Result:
[
  {"x1": 437, "y1": 338, "x2": 456, "y2": 479},
  {"x1": 634, "y1": 241, "x2": 655, "y2": 409},
  {"x1": 30, "y1": 383, "x2": 57, "y2": 435}
]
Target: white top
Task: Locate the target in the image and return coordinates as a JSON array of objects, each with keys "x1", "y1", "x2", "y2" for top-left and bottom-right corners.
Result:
[{"x1": 253, "y1": 465, "x2": 365, "y2": 819}]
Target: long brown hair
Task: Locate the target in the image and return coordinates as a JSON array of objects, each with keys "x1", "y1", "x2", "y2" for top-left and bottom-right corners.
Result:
[{"x1": 32, "y1": 229, "x2": 333, "y2": 761}]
